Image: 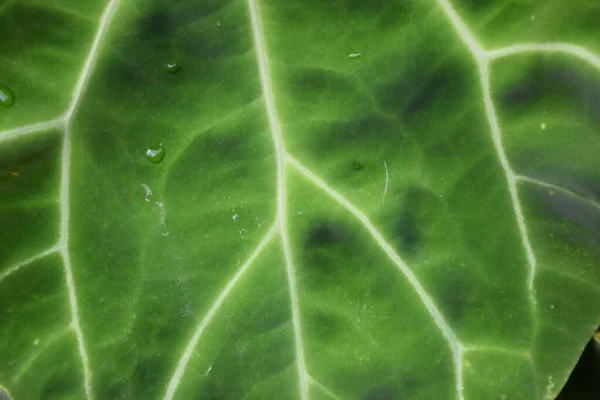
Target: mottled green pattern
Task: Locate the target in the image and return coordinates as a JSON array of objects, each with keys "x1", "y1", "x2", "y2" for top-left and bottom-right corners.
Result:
[{"x1": 1, "y1": 0, "x2": 599, "y2": 399}]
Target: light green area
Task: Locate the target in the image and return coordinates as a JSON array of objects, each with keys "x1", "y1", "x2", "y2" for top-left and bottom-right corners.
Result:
[{"x1": 1, "y1": 0, "x2": 600, "y2": 399}]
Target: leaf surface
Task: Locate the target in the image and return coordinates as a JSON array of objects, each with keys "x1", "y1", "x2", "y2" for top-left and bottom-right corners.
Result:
[{"x1": 1, "y1": 0, "x2": 600, "y2": 399}]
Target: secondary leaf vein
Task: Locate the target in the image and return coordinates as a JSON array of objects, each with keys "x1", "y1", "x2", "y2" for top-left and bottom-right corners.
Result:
[
  {"x1": 247, "y1": 0, "x2": 309, "y2": 398},
  {"x1": 163, "y1": 225, "x2": 277, "y2": 400},
  {"x1": 58, "y1": 0, "x2": 120, "y2": 398},
  {"x1": 286, "y1": 154, "x2": 464, "y2": 399}
]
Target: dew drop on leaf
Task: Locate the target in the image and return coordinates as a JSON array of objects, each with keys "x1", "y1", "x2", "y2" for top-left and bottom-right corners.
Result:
[
  {"x1": 0, "y1": 84, "x2": 15, "y2": 107},
  {"x1": 146, "y1": 144, "x2": 165, "y2": 163},
  {"x1": 348, "y1": 52, "x2": 363, "y2": 59},
  {"x1": 167, "y1": 62, "x2": 180, "y2": 74},
  {"x1": 352, "y1": 160, "x2": 363, "y2": 170}
]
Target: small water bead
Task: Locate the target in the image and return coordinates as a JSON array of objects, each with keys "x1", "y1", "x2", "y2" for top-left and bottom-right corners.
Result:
[
  {"x1": 348, "y1": 53, "x2": 363, "y2": 59},
  {"x1": 0, "y1": 84, "x2": 15, "y2": 107},
  {"x1": 146, "y1": 144, "x2": 165, "y2": 163},
  {"x1": 352, "y1": 160, "x2": 363, "y2": 171},
  {"x1": 167, "y1": 62, "x2": 180, "y2": 74}
]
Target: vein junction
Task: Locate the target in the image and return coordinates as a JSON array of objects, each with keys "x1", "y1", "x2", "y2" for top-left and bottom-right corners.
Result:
[
  {"x1": 2, "y1": 0, "x2": 600, "y2": 400},
  {"x1": 1, "y1": 0, "x2": 120, "y2": 399}
]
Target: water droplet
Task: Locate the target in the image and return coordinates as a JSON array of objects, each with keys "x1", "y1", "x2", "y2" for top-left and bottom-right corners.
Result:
[
  {"x1": 348, "y1": 53, "x2": 363, "y2": 59},
  {"x1": 146, "y1": 144, "x2": 165, "y2": 163},
  {"x1": 0, "y1": 84, "x2": 15, "y2": 107},
  {"x1": 352, "y1": 160, "x2": 363, "y2": 170},
  {"x1": 167, "y1": 62, "x2": 180, "y2": 74}
]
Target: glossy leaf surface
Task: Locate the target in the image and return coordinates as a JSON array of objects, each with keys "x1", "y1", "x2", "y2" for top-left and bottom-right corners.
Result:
[{"x1": 1, "y1": 0, "x2": 600, "y2": 399}]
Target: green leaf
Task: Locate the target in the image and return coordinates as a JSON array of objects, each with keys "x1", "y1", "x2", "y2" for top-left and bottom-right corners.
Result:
[{"x1": 1, "y1": 0, "x2": 600, "y2": 399}]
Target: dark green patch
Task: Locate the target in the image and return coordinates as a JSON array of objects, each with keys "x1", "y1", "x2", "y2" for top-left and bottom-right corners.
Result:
[
  {"x1": 203, "y1": 133, "x2": 246, "y2": 163},
  {"x1": 309, "y1": 114, "x2": 402, "y2": 156},
  {"x1": 344, "y1": 0, "x2": 393, "y2": 14},
  {"x1": 436, "y1": 268, "x2": 470, "y2": 323},
  {"x1": 549, "y1": 66, "x2": 600, "y2": 124},
  {"x1": 139, "y1": 9, "x2": 174, "y2": 38},
  {"x1": 181, "y1": 24, "x2": 252, "y2": 59},
  {"x1": 395, "y1": 210, "x2": 420, "y2": 256},
  {"x1": 376, "y1": 0, "x2": 415, "y2": 29},
  {"x1": 180, "y1": 0, "x2": 231, "y2": 18},
  {"x1": 499, "y1": 61, "x2": 600, "y2": 124},
  {"x1": 377, "y1": 56, "x2": 470, "y2": 120},
  {"x1": 40, "y1": 366, "x2": 81, "y2": 399},
  {"x1": 288, "y1": 68, "x2": 360, "y2": 103},
  {"x1": 499, "y1": 80, "x2": 540, "y2": 105},
  {"x1": 98, "y1": 380, "x2": 129, "y2": 400},
  {"x1": 0, "y1": 133, "x2": 61, "y2": 201},
  {"x1": 103, "y1": 56, "x2": 148, "y2": 92},
  {"x1": 541, "y1": 187, "x2": 600, "y2": 233},
  {"x1": 392, "y1": 186, "x2": 441, "y2": 258},
  {"x1": 362, "y1": 386, "x2": 399, "y2": 400},
  {"x1": 352, "y1": 160, "x2": 364, "y2": 170},
  {"x1": 306, "y1": 222, "x2": 349, "y2": 248},
  {"x1": 0, "y1": 4, "x2": 79, "y2": 53},
  {"x1": 307, "y1": 309, "x2": 344, "y2": 341},
  {"x1": 132, "y1": 356, "x2": 169, "y2": 396}
]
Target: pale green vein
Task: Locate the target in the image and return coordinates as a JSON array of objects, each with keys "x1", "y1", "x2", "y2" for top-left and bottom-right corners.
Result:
[
  {"x1": 462, "y1": 345, "x2": 532, "y2": 360},
  {"x1": 436, "y1": 4, "x2": 600, "y2": 399},
  {"x1": 436, "y1": 0, "x2": 539, "y2": 314},
  {"x1": 247, "y1": 0, "x2": 309, "y2": 398},
  {"x1": 542, "y1": 267, "x2": 600, "y2": 294},
  {"x1": 487, "y1": 43, "x2": 600, "y2": 71},
  {"x1": 307, "y1": 375, "x2": 344, "y2": 400},
  {"x1": 163, "y1": 224, "x2": 277, "y2": 400},
  {"x1": 12, "y1": 326, "x2": 72, "y2": 384},
  {"x1": 0, "y1": 119, "x2": 64, "y2": 143},
  {"x1": 164, "y1": 98, "x2": 263, "y2": 171},
  {"x1": 58, "y1": 0, "x2": 121, "y2": 398},
  {"x1": 438, "y1": 0, "x2": 600, "y2": 312},
  {"x1": 0, "y1": 245, "x2": 59, "y2": 286},
  {"x1": 286, "y1": 154, "x2": 464, "y2": 399},
  {"x1": 0, "y1": 199, "x2": 59, "y2": 211},
  {"x1": 517, "y1": 175, "x2": 600, "y2": 212}
]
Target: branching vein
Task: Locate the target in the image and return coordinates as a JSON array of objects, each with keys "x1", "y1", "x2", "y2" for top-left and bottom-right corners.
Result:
[
  {"x1": 478, "y1": 62, "x2": 538, "y2": 305},
  {"x1": 57, "y1": 0, "x2": 120, "y2": 398},
  {"x1": 286, "y1": 154, "x2": 464, "y2": 398},
  {"x1": 487, "y1": 43, "x2": 600, "y2": 71},
  {"x1": 517, "y1": 175, "x2": 600, "y2": 211},
  {"x1": 0, "y1": 119, "x2": 64, "y2": 143},
  {"x1": 435, "y1": 0, "x2": 541, "y2": 307},
  {"x1": 435, "y1": 1, "x2": 600, "y2": 395},
  {"x1": 163, "y1": 225, "x2": 277, "y2": 400},
  {"x1": 437, "y1": 0, "x2": 600, "y2": 312},
  {"x1": 247, "y1": 0, "x2": 309, "y2": 398},
  {"x1": 307, "y1": 375, "x2": 344, "y2": 400},
  {"x1": 0, "y1": 245, "x2": 59, "y2": 286},
  {"x1": 3, "y1": 1, "x2": 599, "y2": 399}
]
